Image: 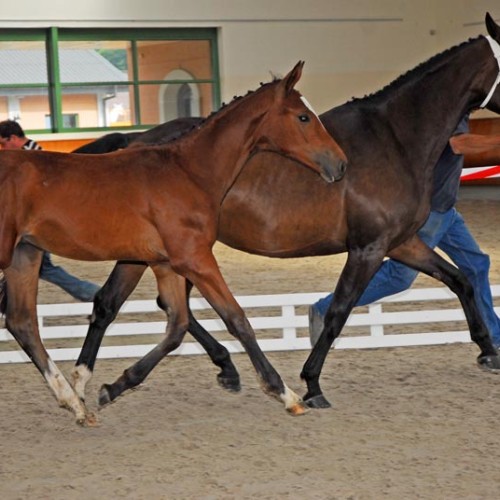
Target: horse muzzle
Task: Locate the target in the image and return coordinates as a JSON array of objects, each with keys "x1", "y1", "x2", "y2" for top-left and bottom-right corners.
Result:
[{"x1": 316, "y1": 152, "x2": 347, "y2": 183}]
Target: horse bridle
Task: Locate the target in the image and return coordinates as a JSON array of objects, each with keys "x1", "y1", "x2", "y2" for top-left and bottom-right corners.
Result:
[{"x1": 480, "y1": 35, "x2": 500, "y2": 108}]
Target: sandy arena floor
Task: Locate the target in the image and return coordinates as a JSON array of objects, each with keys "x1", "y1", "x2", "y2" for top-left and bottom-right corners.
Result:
[{"x1": 0, "y1": 198, "x2": 499, "y2": 499}]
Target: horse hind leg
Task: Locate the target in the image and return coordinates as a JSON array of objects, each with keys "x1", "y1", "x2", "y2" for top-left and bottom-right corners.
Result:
[
  {"x1": 4, "y1": 243, "x2": 96, "y2": 426},
  {"x1": 388, "y1": 237, "x2": 500, "y2": 371},
  {"x1": 71, "y1": 261, "x2": 148, "y2": 401},
  {"x1": 98, "y1": 263, "x2": 191, "y2": 407}
]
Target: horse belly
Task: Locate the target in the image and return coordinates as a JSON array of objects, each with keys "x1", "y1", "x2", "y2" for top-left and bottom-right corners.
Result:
[
  {"x1": 218, "y1": 156, "x2": 348, "y2": 258},
  {"x1": 24, "y1": 217, "x2": 167, "y2": 262}
]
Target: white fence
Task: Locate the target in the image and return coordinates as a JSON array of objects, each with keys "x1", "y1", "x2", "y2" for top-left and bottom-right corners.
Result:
[{"x1": 0, "y1": 285, "x2": 499, "y2": 364}]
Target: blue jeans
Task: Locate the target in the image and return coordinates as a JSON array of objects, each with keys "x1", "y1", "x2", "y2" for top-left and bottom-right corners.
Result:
[
  {"x1": 39, "y1": 252, "x2": 99, "y2": 302},
  {"x1": 314, "y1": 208, "x2": 500, "y2": 345}
]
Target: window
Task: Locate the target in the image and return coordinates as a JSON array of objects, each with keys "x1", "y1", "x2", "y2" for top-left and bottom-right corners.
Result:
[
  {"x1": 159, "y1": 69, "x2": 201, "y2": 123},
  {"x1": 177, "y1": 83, "x2": 193, "y2": 117},
  {"x1": 0, "y1": 28, "x2": 220, "y2": 134},
  {"x1": 45, "y1": 113, "x2": 79, "y2": 128}
]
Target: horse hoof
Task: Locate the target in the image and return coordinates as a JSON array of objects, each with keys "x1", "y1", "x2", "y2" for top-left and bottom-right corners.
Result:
[
  {"x1": 287, "y1": 402, "x2": 309, "y2": 416},
  {"x1": 477, "y1": 354, "x2": 500, "y2": 373},
  {"x1": 76, "y1": 412, "x2": 99, "y2": 427},
  {"x1": 304, "y1": 394, "x2": 332, "y2": 409},
  {"x1": 217, "y1": 374, "x2": 241, "y2": 393},
  {"x1": 98, "y1": 384, "x2": 113, "y2": 407}
]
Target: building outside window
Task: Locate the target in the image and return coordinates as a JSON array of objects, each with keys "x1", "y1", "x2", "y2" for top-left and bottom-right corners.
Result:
[{"x1": 0, "y1": 28, "x2": 220, "y2": 134}]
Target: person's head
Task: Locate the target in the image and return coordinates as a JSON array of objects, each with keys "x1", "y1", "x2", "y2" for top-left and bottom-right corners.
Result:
[{"x1": 0, "y1": 120, "x2": 28, "y2": 149}]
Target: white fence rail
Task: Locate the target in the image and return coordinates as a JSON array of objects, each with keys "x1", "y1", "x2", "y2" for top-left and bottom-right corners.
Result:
[{"x1": 0, "y1": 285, "x2": 499, "y2": 364}]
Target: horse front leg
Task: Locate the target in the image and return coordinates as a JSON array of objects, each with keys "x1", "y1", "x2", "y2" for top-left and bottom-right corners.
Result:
[
  {"x1": 71, "y1": 261, "x2": 148, "y2": 401},
  {"x1": 177, "y1": 249, "x2": 306, "y2": 415},
  {"x1": 388, "y1": 236, "x2": 500, "y2": 371},
  {"x1": 156, "y1": 279, "x2": 241, "y2": 392},
  {"x1": 188, "y1": 308, "x2": 241, "y2": 392},
  {"x1": 301, "y1": 247, "x2": 386, "y2": 409},
  {"x1": 98, "y1": 263, "x2": 191, "y2": 406},
  {"x1": 184, "y1": 280, "x2": 241, "y2": 392},
  {"x1": 4, "y1": 243, "x2": 96, "y2": 426}
]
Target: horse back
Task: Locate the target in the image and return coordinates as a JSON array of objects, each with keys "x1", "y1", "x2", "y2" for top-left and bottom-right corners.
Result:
[{"x1": 0, "y1": 147, "x2": 214, "y2": 262}]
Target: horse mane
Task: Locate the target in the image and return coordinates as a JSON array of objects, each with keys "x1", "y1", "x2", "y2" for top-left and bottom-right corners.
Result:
[{"x1": 349, "y1": 36, "x2": 482, "y2": 105}]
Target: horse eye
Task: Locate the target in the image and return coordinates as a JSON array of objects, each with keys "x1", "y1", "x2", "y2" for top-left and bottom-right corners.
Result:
[{"x1": 298, "y1": 114, "x2": 310, "y2": 123}]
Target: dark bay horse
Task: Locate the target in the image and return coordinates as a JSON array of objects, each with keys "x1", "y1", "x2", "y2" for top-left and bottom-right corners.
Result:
[
  {"x1": 0, "y1": 61, "x2": 348, "y2": 425},
  {"x1": 71, "y1": 117, "x2": 202, "y2": 154},
  {"x1": 71, "y1": 13, "x2": 500, "y2": 410}
]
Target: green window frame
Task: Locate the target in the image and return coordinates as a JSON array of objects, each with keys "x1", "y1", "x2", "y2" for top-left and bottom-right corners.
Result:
[{"x1": 0, "y1": 27, "x2": 220, "y2": 134}]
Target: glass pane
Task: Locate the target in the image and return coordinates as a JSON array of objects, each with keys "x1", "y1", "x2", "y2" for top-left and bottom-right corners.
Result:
[
  {"x1": 58, "y1": 40, "x2": 131, "y2": 83},
  {"x1": 0, "y1": 40, "x2": 48, "y2": 85},
  {"x1": 0, "y1": 87, "x2": 51, "y2": 131},
  {"x1": 61, "y1": 85, "x2": 134, "y2": 128},
  {"x1": 136, "y1": 40, "x2": 212, "y2": 82},
  {"x1": 138, "y1": 82, "x2": 213, "y2": 125}
]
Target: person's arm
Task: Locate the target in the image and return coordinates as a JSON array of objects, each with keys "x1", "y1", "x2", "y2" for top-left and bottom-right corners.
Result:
[{"x1": 449, "y1": 133, "x2": 500, "y2": 168}]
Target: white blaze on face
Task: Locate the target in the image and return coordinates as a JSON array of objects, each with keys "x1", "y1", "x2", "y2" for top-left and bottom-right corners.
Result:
[
  {"x1": 300, "y1": 95, "x2": 330, "y2": 133},
  {"x1": 300, "y1": 96, "x2": 319, "y2": 119}
]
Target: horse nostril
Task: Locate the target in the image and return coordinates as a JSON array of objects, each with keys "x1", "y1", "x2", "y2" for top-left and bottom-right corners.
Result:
[{"x1": 339, "y1": 161, "x2": 347, "y2": 176}]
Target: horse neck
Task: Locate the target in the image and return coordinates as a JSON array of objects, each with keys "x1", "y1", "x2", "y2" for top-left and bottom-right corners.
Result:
[
  {"x1": 335, "y1": 36, "x2": 497, "y2": 174},
  {"x1": 175, "y1": 94, "x2": 271, "y2": 201}
]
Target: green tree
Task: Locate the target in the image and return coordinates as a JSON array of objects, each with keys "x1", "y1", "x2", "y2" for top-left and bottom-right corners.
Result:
[{"x1": 98, "y1": 49, "x2": 127, "y2": 71}]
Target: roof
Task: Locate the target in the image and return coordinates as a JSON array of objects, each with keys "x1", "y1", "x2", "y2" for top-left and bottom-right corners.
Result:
[{"x1": 0, "y1": 49, "x2": 127, "y2": 85}]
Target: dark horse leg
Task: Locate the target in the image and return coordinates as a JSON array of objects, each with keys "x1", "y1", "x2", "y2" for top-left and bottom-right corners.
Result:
[
  {"x1": 175, "y1": 281, "x2": 241, "y2": 392},
  {"x1": 301, "y1": 236, "x2": 500, "y2": 409},
  {"x1": 386, "y1": 238, "x2": 499, "y2": 369},
  {"x1": 187, "y1": 309, "x2": 241, "y2": 392},
  {"x1": 301, "y1": 246, "x2": 387, "y2": 408},
  {"x1": 71, "y1": 261, "x2": 148, "y2": 401},
  {"x1": 3, "y1": 243, "x2": 95, "y2": 425},
  {"x1": 100, "y1": 251, "x2": 306, "y2": 415},
  {"x1": 71, "y1": 261, "x2": 240, "y2": 401},
  {"x1": 99, "y1": 263, "x2": 192, "y2": 406}
]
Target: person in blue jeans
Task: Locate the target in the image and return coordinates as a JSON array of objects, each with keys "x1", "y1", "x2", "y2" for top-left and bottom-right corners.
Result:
[
  {"x1": 309, "y1": 115, "x2": 500, "y2": 349},
  {"x1": 0, "y1": 120, "x2": 100, "y2": 302}
]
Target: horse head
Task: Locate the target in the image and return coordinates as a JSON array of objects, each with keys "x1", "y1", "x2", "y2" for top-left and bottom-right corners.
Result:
[{"x1": 252, "y1": 61, "x2": 348, "y2": 183}]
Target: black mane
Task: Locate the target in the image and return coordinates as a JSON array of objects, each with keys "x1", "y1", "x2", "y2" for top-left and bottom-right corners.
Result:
[{"x1": 349, "y1": 36, "x2": 482, "y2": 105}]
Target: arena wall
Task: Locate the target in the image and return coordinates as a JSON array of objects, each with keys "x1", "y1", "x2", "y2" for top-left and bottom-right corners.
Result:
[{"x1": 1, "y1": 1, "x2": 500, "y2": 149}]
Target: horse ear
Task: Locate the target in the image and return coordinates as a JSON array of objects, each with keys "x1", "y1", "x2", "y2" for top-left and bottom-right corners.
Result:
[
  {"x1": 282, "y1": 61, "x2": 305, "y2": 95},
  {"x1": 485, "y1": 12, "x2": 500, "y2": 40}
]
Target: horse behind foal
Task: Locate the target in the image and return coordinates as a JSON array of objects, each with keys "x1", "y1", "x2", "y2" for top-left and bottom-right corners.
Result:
[
  {"x1": 74, "y1": 13, "x2": 500, "y2": 410},
  {"x1": 0, "y1": 61, "x2": 347, "y2": 426}
]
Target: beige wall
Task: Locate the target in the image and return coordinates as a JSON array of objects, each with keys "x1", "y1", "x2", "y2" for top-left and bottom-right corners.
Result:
[{"x1": 2, "y1": 0, "x2": 500, "y2": 131}]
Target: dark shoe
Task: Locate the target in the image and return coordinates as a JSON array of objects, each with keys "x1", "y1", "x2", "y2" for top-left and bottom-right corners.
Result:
[{"x1": 308, "y1": 305, "x2": 325, "y2": 347}]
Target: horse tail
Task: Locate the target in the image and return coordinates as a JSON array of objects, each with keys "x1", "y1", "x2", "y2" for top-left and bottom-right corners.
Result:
[{"x1": 0, "y1": 271, "x2": 7, "y2": 315}]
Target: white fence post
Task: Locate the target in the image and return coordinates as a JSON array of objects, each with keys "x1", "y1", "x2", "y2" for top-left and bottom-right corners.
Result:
[
  {"x1": 368, "y1": 303, "x2": 385, "y2": 337},
  {"x1": 281, "y1": 304, "x2": 298, "y2": 342}
]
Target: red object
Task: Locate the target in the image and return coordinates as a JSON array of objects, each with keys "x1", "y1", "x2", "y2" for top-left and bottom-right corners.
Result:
[{"x1": 460, "y1": 165, "x2": 500, "y2": 180}]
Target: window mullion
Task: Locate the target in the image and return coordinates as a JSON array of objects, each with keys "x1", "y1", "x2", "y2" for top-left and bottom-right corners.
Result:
[
  {"x1": 131, "y1": 40, "x2": 141, "y2": 126},
  {"x1": 46, "y1": 27, "x2": 63, "y2": 133}
]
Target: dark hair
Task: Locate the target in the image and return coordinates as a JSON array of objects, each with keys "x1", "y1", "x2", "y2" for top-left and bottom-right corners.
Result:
[{"x1": 0, "y1": 120, "x2": 25, "y2": 139}]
